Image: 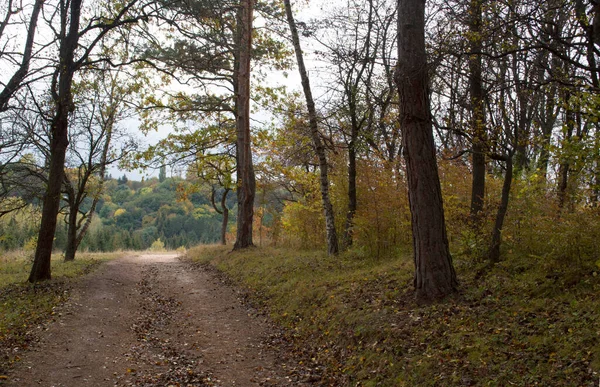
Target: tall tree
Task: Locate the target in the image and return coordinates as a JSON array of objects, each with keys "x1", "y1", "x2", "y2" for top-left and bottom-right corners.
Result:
[
  {"x1": 136, "y1": 0, "x2": 289, "y2": 250},
  {"x1": 29, "y1": 0, "x2": 84, "y2": 282},
  {"x1": 233, "y1": 0, "x2": 256, "y2": 249},
  {"x1": 395, "y1": 0, "x2": 457, "y2": 300},
  {"x1": 315, "y1": 0, "x2": 381, "y2": 248},
  {"x1": 29, "y1": 0, "x2": 154, "y2": 281},
  {"x1": 63, "y1": 66, "x2": 137, "y2": 261},
  {"x1": 468, "y1": 0, "x2": 486, "y2": 218},
  {"x1": 284, "y1": 0, "x2": 339, "y2": 255}
]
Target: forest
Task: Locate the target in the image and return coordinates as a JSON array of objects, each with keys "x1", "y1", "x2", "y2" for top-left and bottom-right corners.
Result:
[
  {"x1": 0, "y1": 0, "x2": 599, "y2": 291},
  {"x1": 0, "y1": 0, "x2": 598, "y2": 295},
  {"x1": 0, "y1": 173, "x2": 233, "y2": 252},
  {"x1": 1, "y1": 0, "x2": 600, "y2": 384}
]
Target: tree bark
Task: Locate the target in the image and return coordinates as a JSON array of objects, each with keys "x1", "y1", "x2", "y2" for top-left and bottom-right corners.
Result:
[
  {"x1": 468, "y1": 0, "x2": 486, "y2": 218},
  {"x1": 395, "y1": 0, "x2": 457, "y2": 301},
  {"x1": 64, "y1": 196, "x2": 78, "y2": 262},
  {"x1": 233, "y1": 0, "x2": 255, "y2": 250},
  {"x1": 557, "y1": 93, "x2": 574, "y2": 210},
  {"x1": 344, "y1": 121, "x2": 357, "y2": 248},
  {"x1": 488, "y1": 155, "x2": 513, "y2": 263},
  {"x1": 211, "y1": 186, "x2": 230, "y2": 245},
  {"x1": 29, "y1": 0, "x2": 83, "y2": 282},
  {"x1": 284, "y1": 0, "x2": 339, "y2": 255}
]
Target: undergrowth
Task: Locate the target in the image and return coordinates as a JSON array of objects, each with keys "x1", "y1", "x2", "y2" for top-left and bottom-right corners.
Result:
[
  {"x1": 0, "y1": 251, "x2": 116, "y2": 378},
  {"x1": 187, "y1": 245, "x2": 600, "y2": 386}
]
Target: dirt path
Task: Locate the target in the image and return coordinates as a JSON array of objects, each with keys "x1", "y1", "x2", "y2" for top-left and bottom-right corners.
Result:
[{"x1": 5, "y1": 253, "x2": 320, "y2": 386}]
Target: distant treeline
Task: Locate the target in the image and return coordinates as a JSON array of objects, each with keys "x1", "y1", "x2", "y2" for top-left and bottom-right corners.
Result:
[{"x1": 0, "y1": 175, "x2": 235, "y2": 252}]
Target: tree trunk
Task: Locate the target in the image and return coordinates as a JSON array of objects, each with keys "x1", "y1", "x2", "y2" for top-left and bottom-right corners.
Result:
[
  {"x1": 64, "y1": 190, "x2": 101, "y2": 262},
  {"x1": 284, "y1": 0, "x2": 339, "y2": 255},
  {"x1": 537, "y1": 98, "x2": 557, "y2": 180},
  {"x1": 488, "y1": 155, "x2": 513, "y2": 263},
  {"x1": 395, "y1": 0, "x2": 457, "y2": 301},
  {"x1": 211, "y1": 187, "x2": 231, "y2": 245},
  {"x1": 468, "y1": 0, "x2": 486, "y2": 218},
  {"x1": 64, "y1": 201, "x2": 78, "y2": 262},
  {"x1": 344, "y1": 133, "x2": 357, "y2": 248},
  {"x1": 222, "y1": 205, "x2": 229, "y2": 245},
  {"x1": 558, "y1": 94, "x2": 574, "y2": 210},
  {"x1": 233, "y1": 0, "x2": 255, "y2": 250},
  {"x1": 63, "y1": 101, "x2": 113, "y2": 262},
  {"x1": 592, "y1": 158, "x2": 600, "y2": 207},
  {"x1": 29, "y1": 0, "x2": 82, "y2": 282},
  {"x1": 342, "y1": 2, "x2": 374, "y2": 249}
]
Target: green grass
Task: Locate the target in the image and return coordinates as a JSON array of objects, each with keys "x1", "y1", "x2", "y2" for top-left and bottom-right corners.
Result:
[
  {"x1": 0, "y1": 251, "x2": 118, "y2": 377},
  {"x1": 186, "y1": 245, "x2": 600, "y2": 386}
]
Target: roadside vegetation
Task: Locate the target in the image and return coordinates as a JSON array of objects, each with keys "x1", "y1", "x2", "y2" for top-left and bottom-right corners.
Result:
[
  {"x1": 0, "y1": 251, "x2": 118, "y2": 377},
  {"x1": 187, "y1": 245, "x2": 600, "y2": 386}
]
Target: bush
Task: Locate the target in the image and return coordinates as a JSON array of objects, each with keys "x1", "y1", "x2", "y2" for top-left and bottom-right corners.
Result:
[{"x1": 149, "y1": 238, "x2": 166, "y2": 252}]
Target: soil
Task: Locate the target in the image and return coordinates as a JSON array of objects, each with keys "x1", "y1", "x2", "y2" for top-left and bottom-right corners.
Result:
[{"x1": 4, "y1": 253, "x2": 322, "y2": 386}]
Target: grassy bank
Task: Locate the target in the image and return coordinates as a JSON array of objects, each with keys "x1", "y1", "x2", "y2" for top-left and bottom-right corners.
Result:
[
  {"x1": 187, "y1": 245, "x2": 600, "y2": 386},
  {"x1": 0, "y1": 251, "x2": 118, "y2": 377}
]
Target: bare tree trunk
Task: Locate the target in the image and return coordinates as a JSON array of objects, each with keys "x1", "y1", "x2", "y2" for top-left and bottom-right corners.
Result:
[
  {"x1": 284, "y1": 0, "x2": 339, "y2": 255},
  {"x1": 211, "y1": 187, "x2": 230, "y2": 245},
  {"x1": 222, "y1": 205, "x2": 229, "y2": 245},
  {"x1": 344, "y1": 128, "x2": 357, "y2": 248},
  {"x1": 558, "y1": 94, "x2": 574, "y2": 210},
  {"x1": 64, "y1": 196, "x2": 78, "y2": 262},
  {"x1": 537, "y1": 97, "x2": 557, "y2": 180},
  {"x1": 29, "y1": 0, "x2": 82, "y2": 282},
  {"x1": 233, "y1": 0, "x2": 255, "y2": 250},
  {"x1": 395, "y1": 0, "x2": 457, "y2": 301},
  {"x1": 64, "y1": 184, "x2": 102, "y2": 262},
  {"x1": 488, "y1": 155, "x2": 513, "y2": 263},
  {"x1": 468, "y1": 0, "x2": 486, "y2": 219}
]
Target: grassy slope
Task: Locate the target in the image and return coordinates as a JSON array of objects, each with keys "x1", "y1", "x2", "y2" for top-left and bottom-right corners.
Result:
[
  {"x1": 0, "y1": 252, "x2": 118, "y2": 377},
  {"x1": 187, "y1": 245, "x2": 600, "y2": 386}
]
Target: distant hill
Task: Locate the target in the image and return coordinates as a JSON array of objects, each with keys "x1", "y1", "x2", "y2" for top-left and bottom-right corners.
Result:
[{"x1": 0, "y1": 176, "x2": 234, "y2": 252}]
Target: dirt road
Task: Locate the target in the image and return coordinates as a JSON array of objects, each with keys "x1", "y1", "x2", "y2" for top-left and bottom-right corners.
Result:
[{"x1": 5, "y1": 253, "x2": 318, "y2": 386}]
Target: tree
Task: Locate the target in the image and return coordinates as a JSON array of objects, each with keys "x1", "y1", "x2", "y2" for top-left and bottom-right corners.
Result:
[
  {"x1": 63, "y1": 65, "x2": 138, "y2": 261},
  {"x1": 233, "y1": 0, "x2": 256, "y2": 249},
  {"x1": 284, "y1": 0, "x2": 339, "y2": 255},
  {"x1": 29, "y1": 0, "x2": 155, "y2": 282},
  {"x1": 467, "y1": 0, "x2": 486, "y2": 219},
  {"x1": 313, "y1": 0, "x2": 386, "y2": 248},
  {"x1": 395, "y1": 0, "x2": 457, "y2": 300},
  {"x1": 28, "y1": 0, "x2": 84, "y2": 282},
  {"x1": 211, "y1": 186, "x2": 231, "y2": 245},
  {"x1": 131, "y1": 118, "x2": 237, "y2": 247},
  {"x1": 0, "y1": 0, "x2": 44, "y2": 112},
  {"x1": 133, "y1": 0, "x2": 289, "y2": 250},
  {"x1": 159, "y1": 165, "x2": 167, "y2": 182},
  {"x1": 0, "y1": 111, "x2": 46, "y2": 217}
]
